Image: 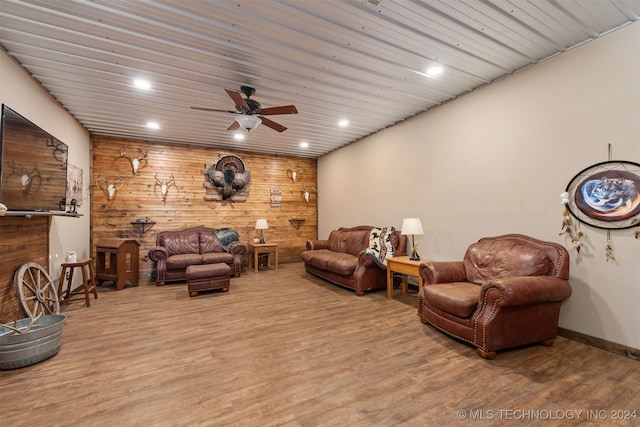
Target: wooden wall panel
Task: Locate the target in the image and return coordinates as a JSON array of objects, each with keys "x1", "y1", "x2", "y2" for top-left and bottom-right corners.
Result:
[
  {"x1": 91, "y1": 135, "x2": 317, "y2": 279},
  {"x1": 0, "y1": 216, "x2": 49, "y2": 323}
]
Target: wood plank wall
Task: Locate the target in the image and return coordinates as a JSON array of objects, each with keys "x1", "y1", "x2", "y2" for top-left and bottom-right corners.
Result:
[
  {"x1": 0, "y1": 216, "x2": 50, "y2": 323},
  {"x1": 91, "y1": 135, "x2": 318, "y2": 280}
]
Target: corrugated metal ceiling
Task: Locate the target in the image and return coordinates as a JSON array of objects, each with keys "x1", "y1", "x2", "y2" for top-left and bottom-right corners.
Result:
[{"x1": 1, "y1": 0, "x2": 638, "y2": 158}]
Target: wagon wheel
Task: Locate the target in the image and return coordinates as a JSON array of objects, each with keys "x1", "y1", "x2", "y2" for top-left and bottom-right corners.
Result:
[{"x1": 14, "y1": 262, "x2": 60, "y2": 318}]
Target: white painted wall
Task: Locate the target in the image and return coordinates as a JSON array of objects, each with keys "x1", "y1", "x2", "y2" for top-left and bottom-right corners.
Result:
[
  {"x1": 318, "y1": 22, "x2": 640, "y2": 350},
  {"x1": 1, "y1": 50, "x2": 91, "y2": 283}
]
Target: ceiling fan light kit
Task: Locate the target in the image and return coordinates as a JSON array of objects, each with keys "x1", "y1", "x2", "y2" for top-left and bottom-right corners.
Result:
[{"x1": 235, "y1": 115, "x2": 262, "y2": 132}]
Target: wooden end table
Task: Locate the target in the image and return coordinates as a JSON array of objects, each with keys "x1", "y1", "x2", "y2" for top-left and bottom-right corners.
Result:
[
  {"x1": 247, "y1": 242, "x2": 279, "y2": 272},
  {"x1": 386, "y1": 256, "x2": 425, "y2": 299}
]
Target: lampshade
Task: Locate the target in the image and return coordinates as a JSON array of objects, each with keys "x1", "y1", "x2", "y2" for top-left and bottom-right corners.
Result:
[
  {"x1": 401, "y1": 218, "x2": 423, "y2": 235},
  {"x1": 255, "y1": 219, "x2": 269, "y2": 230},
  {"x1": 235, "y1": 115, "x2": 262, "y2": 131}
]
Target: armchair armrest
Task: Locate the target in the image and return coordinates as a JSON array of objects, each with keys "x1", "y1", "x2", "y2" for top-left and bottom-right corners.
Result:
[
  {"x1": 481, "y1": 276, "x2": 572, "y2": 307},
  {"x1": 306, "y1": 240, "x2": 329, "y2": 250},
  {"x1": 228, "y1": 241, "x2": 247, "y2": 255},
  {"x1": 148, "y1": 246, "x2": 169, "y2": 261},
  {"x1": 420, "y1": 261, "x2": 466, "y2": 285}
]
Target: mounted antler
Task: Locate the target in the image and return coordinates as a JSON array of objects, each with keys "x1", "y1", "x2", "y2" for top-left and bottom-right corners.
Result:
[
  {"x1": 154, "y1": 173, "x2": 177, "y2": 201},
  {"x1": 96, "y1": 175, "x2": 123, "y2": 200},
  {"x1": 118, "y1": 145, "x2": 148, "y2": 175},
  {"x1": 7, "y1": 161, "x2": 41, "y2": 192},
  {"x1": 287, "y1": 165, "x2": 303, "y2": 183},
  {"x1": 301, "y1": 184, "x2": 317, "y2": 205}
]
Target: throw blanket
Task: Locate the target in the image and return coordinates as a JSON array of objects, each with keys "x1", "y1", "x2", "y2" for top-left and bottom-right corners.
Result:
[
  {"x1": 364, "y1": 226, "x2": 395, "y2": 268},
  {"x1": 214, "y1": 228, "x2": 240, "y2": 252}
]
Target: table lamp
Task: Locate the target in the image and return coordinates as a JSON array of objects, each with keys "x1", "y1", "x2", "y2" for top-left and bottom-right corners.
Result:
[
  {"x1": 255, "y1": 218, "x2": 268, "y2": 243},
  {"x1": 401, "y1": 217, "x2": 424, "y2": 260}
]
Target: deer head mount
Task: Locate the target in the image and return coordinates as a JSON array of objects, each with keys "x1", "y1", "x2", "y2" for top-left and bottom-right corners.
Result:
[
  {"x1": 301, "y1": 185, "x2": 317, "y2": 205},
  {"x1": 287, "y1": 166, "x2": 303, "y2": 183},
  {"x1": 7, "y1": 161, "x2": 41, "y2": 193},
  {"x1": 154, "y1": 173, "x2": 177, "y2": 201},
  {"x1": 118, "y1": 145, "x2": 148, "y2": 175},
  {"x1": 96, "y1": 175, "x2": 123, "y2": 200}
]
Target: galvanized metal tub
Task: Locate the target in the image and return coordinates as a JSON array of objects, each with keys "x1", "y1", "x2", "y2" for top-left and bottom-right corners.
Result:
[{"x1": 0, "y1": 314, "x2": 66, "y2": 370}]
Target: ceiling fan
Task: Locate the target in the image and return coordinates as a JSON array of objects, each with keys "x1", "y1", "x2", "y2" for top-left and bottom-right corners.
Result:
[{"x1": 190, "y1": 86, "x2": 298, "y2": 132}]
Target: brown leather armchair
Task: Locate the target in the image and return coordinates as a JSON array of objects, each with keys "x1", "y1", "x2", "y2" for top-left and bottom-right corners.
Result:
[{"x1": 418, "y1": 234, "x2": 571, "y2": 359}]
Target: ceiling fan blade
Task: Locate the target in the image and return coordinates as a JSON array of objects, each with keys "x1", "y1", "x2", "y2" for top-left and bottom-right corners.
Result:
[
  {"x1": 257, "y1": 105, "x2": 298, "y2": 115},
  {"x1": 225, "y1": 89, "x2": 251, "y2": 112},
  {"x1": 259, "y1": 116, "x2": 287, "y2": 132},
  {"x1": 226, "y1": 120, "x2": 241, "y2": 131},
  {"x1": 190, "y1": 106, "x2": 237, "y2": 113}
]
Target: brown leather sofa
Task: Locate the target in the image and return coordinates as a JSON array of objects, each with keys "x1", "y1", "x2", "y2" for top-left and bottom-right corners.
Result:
[
  {"x1": 301, "y1": 225, "x2": 407, "y2": 295},
  {"x1": 418, "y1": 234, "x2": 571, "y2": 359},
  {"x1": 148, "y1": 226, "x2": 246, "y2": 285}
]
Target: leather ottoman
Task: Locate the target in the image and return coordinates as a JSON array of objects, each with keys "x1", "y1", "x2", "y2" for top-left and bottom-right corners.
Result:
[{"x1": 186, "y1": 263, "x2": 231, "y2": 297}]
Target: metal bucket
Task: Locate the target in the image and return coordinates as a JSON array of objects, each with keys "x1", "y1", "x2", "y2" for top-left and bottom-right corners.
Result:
[{"x1": 0, "y1": 314, "x2": 66, "y2": 370}]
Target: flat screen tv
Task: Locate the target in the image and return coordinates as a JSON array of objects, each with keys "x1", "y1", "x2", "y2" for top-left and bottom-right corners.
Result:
[{"x1": 0, "y1": 104, "x2": 68, "y2": 212}]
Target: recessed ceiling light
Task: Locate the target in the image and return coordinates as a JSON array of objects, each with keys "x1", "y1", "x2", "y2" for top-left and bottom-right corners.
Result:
[
  {"x1": 338, "y1": 119, "x2": 349, "y2": 127},
  {"x1": 426, "y1": 66, "x2": 443, "y2": 76},
  {"x1": 299, "y1": 141, "x2": 309, "y2": 148},
  {"x1": 134, "y1": 79, "x2": 152, "y2": 90},
  {"x1": 234, "y1": 132, "x2": 245, "y2": 141},
  {"x1": 146, "y1": 121, "x2": 159, "y2": 129}
]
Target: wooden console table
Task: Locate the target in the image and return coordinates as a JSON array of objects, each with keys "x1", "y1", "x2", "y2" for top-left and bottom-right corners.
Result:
[
  {"x1": 247, "y1": 242, "x2": 279, "y2": 273},
  {"x1": 95, "y1": 238, "x2": 140, "y2": 290},
  {"x1": 386, "y1": 256, "x2": 425, "y2": 299}
]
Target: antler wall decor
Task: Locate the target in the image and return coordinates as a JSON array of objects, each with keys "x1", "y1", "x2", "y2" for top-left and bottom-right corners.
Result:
[
  {"x1": 301, "y1": 185, "x2": 317, "y2": 206},
  {"x1": 118, "y1": 145, "x2": 148, "y2": 175},
  {"x1": 287, "y1": 165, "x2": 303, "y2": 183},
  {"x1": 154, "y1": 173, "x2": 177, "y2": 201},
  {"x1": 8, "y1": 161, "x2": 41, "y2": 193},
  {"x1": 96, "y1": 175, "x2": 123, "y2": 200}
]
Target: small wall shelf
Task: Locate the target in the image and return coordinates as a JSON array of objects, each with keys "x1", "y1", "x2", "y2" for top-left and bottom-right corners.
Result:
[
  {"x1": 131, "y1": 221, "x2": 156, "y2": 234},
  {"x1": 288, "y1": 217, "x2": 305, "y2": 229}
]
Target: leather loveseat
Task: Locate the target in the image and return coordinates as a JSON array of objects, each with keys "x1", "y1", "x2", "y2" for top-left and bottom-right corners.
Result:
[
  {"x1": 148, "y1": 226, "x2": 246, "y2": 285},
  {"x1": 301, "y1": 225, "x2": 407, "y2": 295},
  {"x1": 418, "y1": 234, "x2": 571, "y2": 359}
]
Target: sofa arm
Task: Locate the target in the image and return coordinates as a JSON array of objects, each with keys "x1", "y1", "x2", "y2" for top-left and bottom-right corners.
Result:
[
  {"x1": 306, "y1": 240, "x2": 329, "y2": 250},
  {"x1": 420, "y1": 261, "x2": 466, "y2": 285},
  {"x1": 148, "y1": 246, "x2": 169, "y2": 261},
  {"x1": 148, "y1": 246, "x2": 169, "y2": 285},
  {"x1": 480, "y1": 276, "x2": 572, "y2": 307},
  {"x1": 228, "y1": 241, "x2": 247, "y2": 256}
]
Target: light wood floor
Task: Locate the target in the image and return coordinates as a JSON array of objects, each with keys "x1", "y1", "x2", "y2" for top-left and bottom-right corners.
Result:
[{"x1": 1, "y1": 263, "x2": 638, "y2": 427}]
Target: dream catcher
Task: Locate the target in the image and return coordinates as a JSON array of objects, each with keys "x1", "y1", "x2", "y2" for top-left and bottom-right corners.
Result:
[{"x1": 560, "y1": 147, "x2": 640, "y2": 262}]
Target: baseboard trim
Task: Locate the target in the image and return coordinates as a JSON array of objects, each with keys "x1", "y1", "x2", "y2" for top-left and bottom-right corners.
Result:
[{"x1": 558, "y1": 327, "x2": 639, "y2": 361}]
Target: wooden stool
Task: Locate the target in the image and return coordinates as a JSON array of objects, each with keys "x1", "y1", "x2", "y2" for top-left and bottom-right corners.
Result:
[{"x1": 57, "y1": 258, "x2": 98, "y2": 307}]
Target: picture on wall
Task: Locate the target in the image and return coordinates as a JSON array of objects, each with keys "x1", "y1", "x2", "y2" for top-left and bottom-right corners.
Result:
[
  {"x1": 66, "y1": 163, "x2": 83, "y2": 206},
  {"x1": 565, "y1": 160, "x2": 640, "y2": 230}
]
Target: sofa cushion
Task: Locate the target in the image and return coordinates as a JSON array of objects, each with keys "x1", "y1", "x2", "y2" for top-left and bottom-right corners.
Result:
[
  {"x1": 327, "y1": 230, "x2": 347, "y2": 254},
  {"x1": 201, "y1": 252, "x2": 235, "y2": 265},
  {"x1": 301, "y1": 250, "x2": 358, "y2": 276},
  {"x1": 464, "y1": 239, "x2": 554, "y2": 284},
  {"x1": 325, "y1": 252, "x2": 359, "y2": 276},
  {"x1": 199, "y1": 230, "x2": 224, "y2": 254},
  {"x1": 167, "y1": 253, "x2": 203, "y2": 270},
  {"x1": 424, "y1": 282, "x2": 481, "y2": 318},
  {"x1": 159, "y1": 232, "x2": 200, "y2": 256}
]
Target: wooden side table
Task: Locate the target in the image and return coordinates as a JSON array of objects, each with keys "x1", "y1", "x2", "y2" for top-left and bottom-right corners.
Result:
[
  {"x1": 58, "y1": 258, "x2": 98, "y2": 307},
  {"x1": 247, "y1": 242, "x2": 279, "y2": 273},
  {"x1": 386, "y1": 256, "x2": 425, "y2": 299},
  {"x1": 95, "y1": 238, "x2": 141, "y2": 290}
]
